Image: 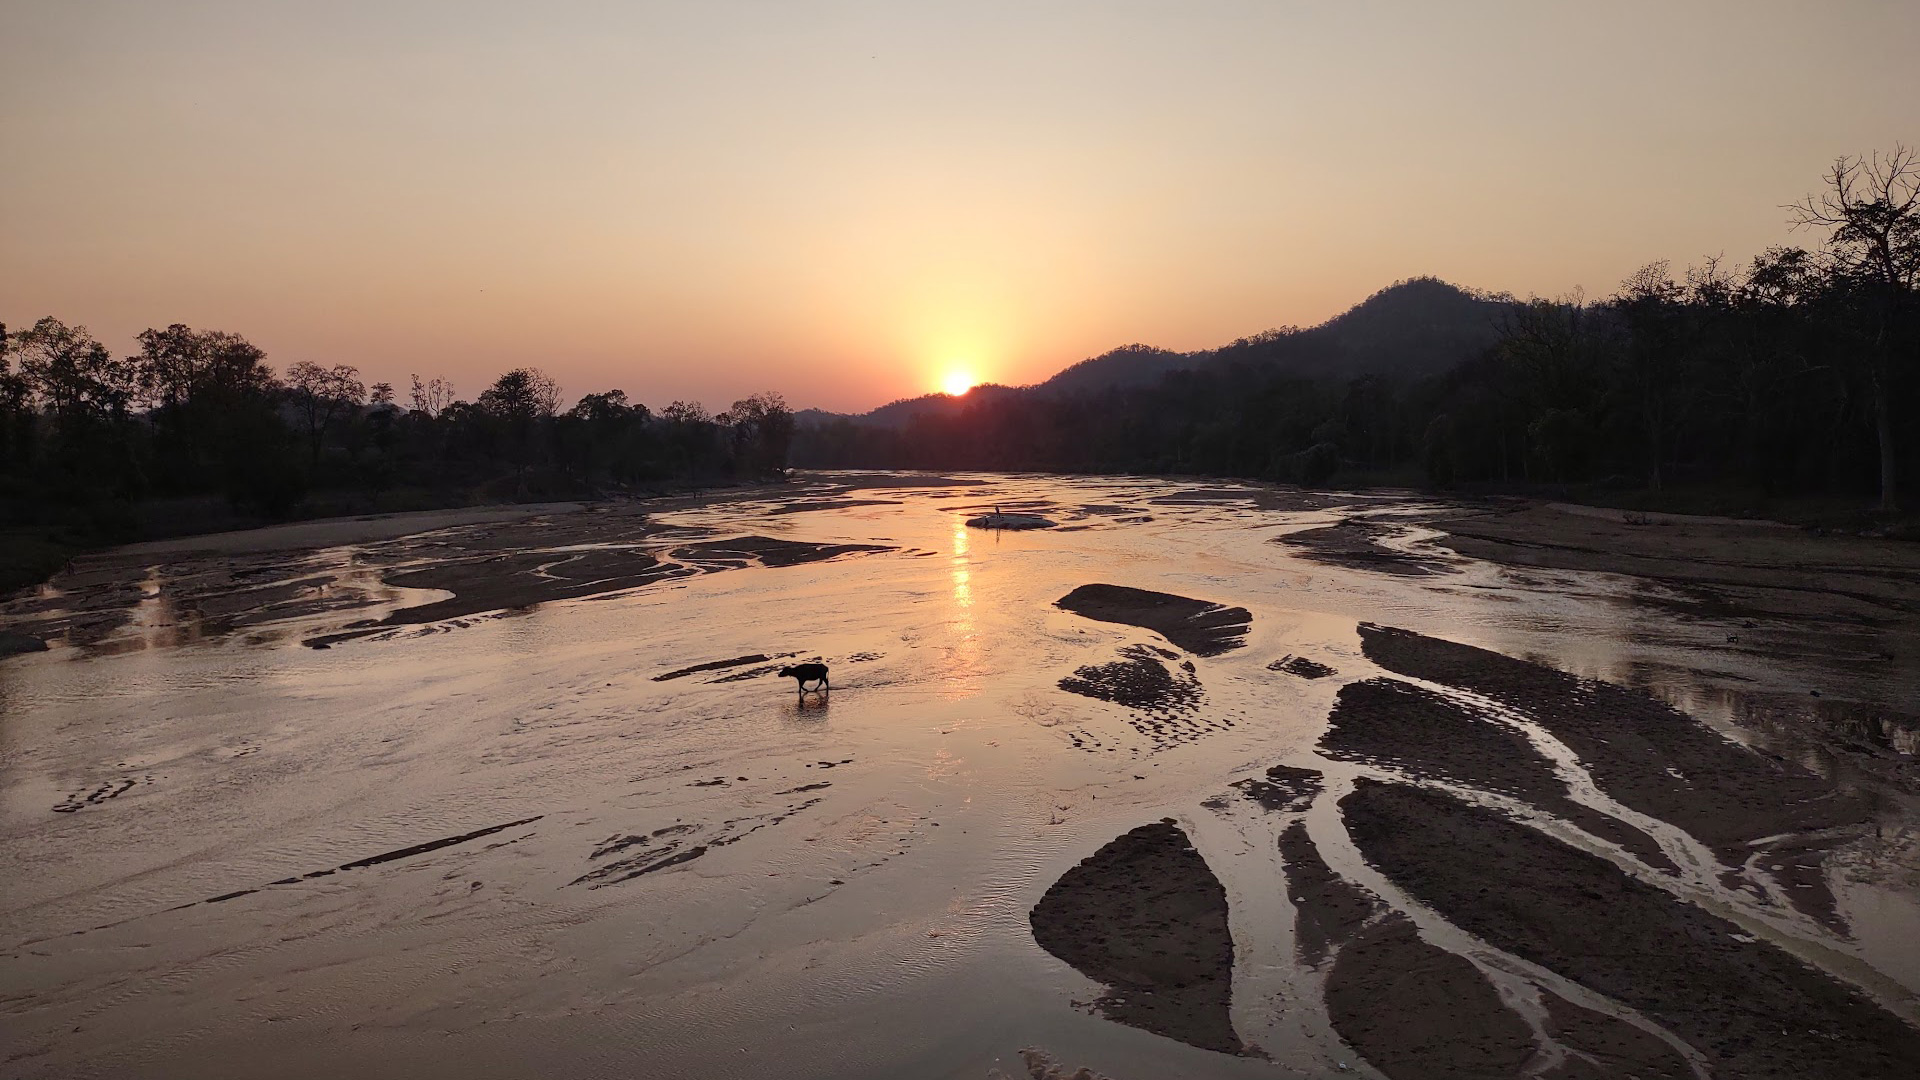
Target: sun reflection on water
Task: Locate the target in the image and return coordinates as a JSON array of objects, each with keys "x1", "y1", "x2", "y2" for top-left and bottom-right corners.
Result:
[
  {"x1": 950, "y1": 518, "x2": 973, "y2": 613},
  {"x1": 943, "y1": 516, "x2": 982, "y2": 697}
]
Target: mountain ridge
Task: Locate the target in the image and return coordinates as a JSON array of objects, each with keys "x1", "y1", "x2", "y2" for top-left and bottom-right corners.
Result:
[{"x1": 803, "y1": 277, "x2": 1510, "y2": 429}]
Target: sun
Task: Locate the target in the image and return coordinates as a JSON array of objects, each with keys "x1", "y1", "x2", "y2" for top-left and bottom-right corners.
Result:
[{"x1": 942, "y1": 371, "x2": 975, "y2": 397}]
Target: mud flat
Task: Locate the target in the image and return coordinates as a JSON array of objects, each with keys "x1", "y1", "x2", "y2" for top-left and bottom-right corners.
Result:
[
  {"x1": 1054, "y1": 585, "x2": 1251, "y2": 656},
  {"x1": 671, "y1": 535, "x2": 894, "y2": 569},
  {"x1": 1725, "y1": 692, "x2": 1920, "y2": 790},
  {"x1": 1028, "y1": 822, "x2": 1242, "y2": 1055},
  {"x1": 1322, "y1": 677, "x2": 1675, "y2": 872},
  {"x1": 1432, "y1": 502, "x2": 1920, "y2": 629},
  {"x1": 4, "y1": 493, "x2": 895, "y2": 654},
  {"x1": 1058, "y1": 645, "x2": 1201, "y2": 712},
  {"x1": 967, "y1": 511, "x2": 1057, "y2": 530},
  {"x1": 1266, "y1": 654, "x2": 1335, "y2": 679},
  {"x1": 1275, "y1": 519, "x2": 1455, "y2": 577},
  {"x1": 652, "y1": 653, "x2": 780, "y2": 681},
  {"x1": 1278, "y1": 823, "x2": 1576, "y2": 1079},
  {"x1": 1359, "y1": 624, "x2": 1869, "y2": 861},
  {"x1": 0, "y1": 629, "x2": 48, "y2": 656},
  {"x1": 305, "y1": 533, "x2": 891, "y2": 647},
  {"x1": 1057, "y1": 645, "x2": 1239, "y2": 751},
  {"x1": 1232, "y1": 764, "x2": 1323, "y2": 814},
  {"x1": 376, "y1": 547, "x2": 678, "y2": 621},
  {"x1": 1345, "y1": 780, "x2": 1920, "y2": 1079},
  {"x1": 1147, "y1": 485, "x2": 1349, "y2": 512},
  {"x1": 988, "y1": 1048, "x2": 1122, "y2": 1080}
]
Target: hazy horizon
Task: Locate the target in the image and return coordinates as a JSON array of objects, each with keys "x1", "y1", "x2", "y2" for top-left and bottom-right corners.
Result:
[{"x1": 5, "y1": 1, "x2": 1917, "y2": 414}]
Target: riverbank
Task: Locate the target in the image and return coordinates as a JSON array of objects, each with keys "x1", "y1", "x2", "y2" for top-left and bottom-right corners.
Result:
[{"x1": 0, "y1": 478, "x2": 787, "y2": 599}]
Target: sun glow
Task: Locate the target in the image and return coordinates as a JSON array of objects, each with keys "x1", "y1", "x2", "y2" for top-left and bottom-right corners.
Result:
[{"x1": 942, "y1": 372, "x2": 976, "y2": 396}]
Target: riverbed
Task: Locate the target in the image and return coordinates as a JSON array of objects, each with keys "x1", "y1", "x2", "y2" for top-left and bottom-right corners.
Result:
[{"x1": 3, "y1": 473, "x2": 1916, "y2": 1079}]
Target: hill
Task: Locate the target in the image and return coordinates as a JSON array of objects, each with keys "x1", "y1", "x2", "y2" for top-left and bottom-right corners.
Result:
[
  {"x1": 794, "y1": 277, "x2": 1508, "y2": 429},
  {"x1": 1031, "y1": 344, "x2": 1198, "y2": 396},
  {"x1": 1202, "y1": 277, "x2": 1509, "y2": 380}
]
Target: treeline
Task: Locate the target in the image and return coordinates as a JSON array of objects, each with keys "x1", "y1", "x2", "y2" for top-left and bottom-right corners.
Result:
[
  {"x1": 0, "y1": 321, "x2": 793, "y2": 559},
  {"x1": 796, "y1": 150, "x2": 1920, "y2": 513}
]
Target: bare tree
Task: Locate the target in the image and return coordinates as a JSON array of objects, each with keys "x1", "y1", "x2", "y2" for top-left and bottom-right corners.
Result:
[
  {"x1": 408, "y1": 373, "x2": 457, "y2": 417},
  {"x1": 285, "y1": 361, "x2": 367, "y2": 464},
  {"x1": 1788, "y1": 146, "x2": 1920, "y2": 511}
]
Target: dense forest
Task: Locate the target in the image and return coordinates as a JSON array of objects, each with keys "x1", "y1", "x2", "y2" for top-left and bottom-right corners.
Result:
[
  {"x1": 797, "y1": 151, "x2": 1920, "y2": 519},
  {"x1": 0, "y1": 326, "x2": 793, "y2": 587}
]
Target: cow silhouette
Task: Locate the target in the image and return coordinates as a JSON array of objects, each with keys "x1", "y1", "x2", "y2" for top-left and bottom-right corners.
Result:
[{"x1": 779, "y1": 662, "x2": 829, "y2": 696}]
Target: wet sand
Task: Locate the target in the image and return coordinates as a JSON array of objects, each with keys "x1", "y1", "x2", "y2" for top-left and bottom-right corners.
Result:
[
  {"x1": 1055, "y1": 584, "x2": 1252, "y2": 656},
  {"x1": 1266, "y1": 654, "x2": 1335, "y2": 679},
  {"x1": 307, "y1": 529, "x2": 889, "y2": 647},
  {"x1": 1058, "y1": 645, "x2": 1202, "y2": 713},
  {"x1": 1279, "y1": 822, "x2": 1548, "y2": 1077},
  {"x1": 1029, "y1": 822, "x2": 1243, "y2": 1055},
  {"x1": 1433, "y1": 501, "x2": 1920, "y2": 628},
  {"x1": 1359, "y1": 624, "x2": 1870, "y2": 861},
  {"x1": 1232, "y1": 765, "x2": 1323, "y2": 814},
  {"x1": 988, "y1": 1048, "x2": 1122, "y2": 1080},
  {"x1": 4, "y1": 474, "x2": 1918, "y2": 1080},
  {"x1": 1323, "y1": 677, "x2": 1676, "y2": 872},
  {"x1": 1276, "y1": 520, "x2": 1456, "y2": 577},
  {"x1": 1344, "y1": 779, "x2": 1920, "y2": 1079}
]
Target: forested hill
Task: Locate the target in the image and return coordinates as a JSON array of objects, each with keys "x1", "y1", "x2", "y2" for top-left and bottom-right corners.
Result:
[
  {"x1": 1214, "y1": 276, "x2": 1509, "y2": 379},
  {"x1": 811, "y1": 277, "x2": 1506, "y2": 431},
  {"x1": 792, "y1": 148, "x2": 1920, "y2": 517},
  {"x1": 1032, "y1": 343, "x2": 1195, "y2": 397}
]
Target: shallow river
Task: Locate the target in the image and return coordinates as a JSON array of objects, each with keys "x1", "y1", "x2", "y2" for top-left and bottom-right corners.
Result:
[{"x1": 3, "y1": 473, "x2": 1915, "y2": 1079}]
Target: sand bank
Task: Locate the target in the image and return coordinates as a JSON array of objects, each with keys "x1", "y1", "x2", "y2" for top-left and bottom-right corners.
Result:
[
  {"x1": 1344, "y1": 780, "x2": 1920, "y2": 1079},
  {"x1": 1054, "y1": 584, "x2": 1251, "y2": 656},
  {"x1": 1028, "y1": 822, "x2": 1242, "y2": 1055}
]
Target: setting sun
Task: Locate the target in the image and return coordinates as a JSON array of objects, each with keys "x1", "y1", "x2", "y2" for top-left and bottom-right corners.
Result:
[{"x1": 942, "y1": 372, "x2": 976, "y2": 396}]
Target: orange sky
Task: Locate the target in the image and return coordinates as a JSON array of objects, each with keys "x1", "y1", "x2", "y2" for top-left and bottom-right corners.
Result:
[{"x1": 4, "y1": 2, "x2": 1916, "y2": 414}]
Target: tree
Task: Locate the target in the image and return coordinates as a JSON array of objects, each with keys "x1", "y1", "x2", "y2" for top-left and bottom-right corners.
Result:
[
  {"x1": 0, "y1": 323, "x2": 32, "y2": 473},
  {"x1": 477, "y1": 367, "x2": 561, "y2": 421},
  {"x1": 477, "y1": 367, "x2": 561, "y2": 489},
  {"x1": 727, "y1": 391, "x2": 794, "y2": 477},
  {"x1": 14, "y1": 317, "x2": 134, "y2": 423},
  {"x1": 1789, "y1": 146, "x2": 1920, "y2": 511},
  {"x1": 1612, "y1": 261, "x2": 1692, "y2": 492},
  {"x1": 408, "y1": 374, "x2": 457, "y2": 417},
  {"x1": 197, "y1": 331, "x2": 277, "y2": 400},
  {"x1": 660, "y1": 400, "x2": 711, "y2": 424},
  {"x1": 284, "y1": 361, "x2": 368, "y2": 464},
  {"x1": 568, "y1": 389, "x2": 640, "y2": 424},
  {"x1": 133, "y1": 323, "x2": 203, "y2": 412}
]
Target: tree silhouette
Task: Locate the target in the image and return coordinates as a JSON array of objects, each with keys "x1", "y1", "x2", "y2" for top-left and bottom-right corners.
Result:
[
  {"x1": 408, "y1": 374, "x2": 457, "y2": 417},
  {"x1": 15, "y1": 318, "x2": 132, "y2": 424},
  {"x1": 1789, "y1": 146, "x2": 1920, "y2": 511},
  {"x1": 727, "y1": 391, "x2": 794, "y2": 478},
  {"x1": 285, "y1": 362, "x2": 368, "y2": 465},
  {"x1": 478, "y1": 367, "x2": 562, "y2": 491}
]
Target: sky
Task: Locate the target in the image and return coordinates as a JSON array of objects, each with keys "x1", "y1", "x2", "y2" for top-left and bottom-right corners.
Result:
[{"x1": 3, "y1": 2, "x2": 1917, "y2": 414}]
